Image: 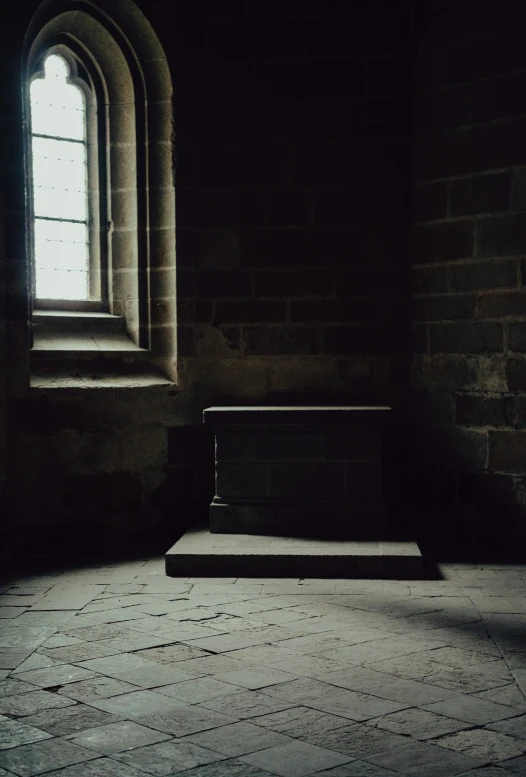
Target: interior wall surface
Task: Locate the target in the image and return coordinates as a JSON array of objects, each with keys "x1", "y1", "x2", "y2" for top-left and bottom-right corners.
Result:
[
  {"x1": 2, "y1": 0, "x2": 414, "y2": 549},
  {"x1": 412, "y1": 0, "x2": 526, "y2": 552},
  {"x1": 0, "y1": 142, "x2": 6, "y2": 517}
]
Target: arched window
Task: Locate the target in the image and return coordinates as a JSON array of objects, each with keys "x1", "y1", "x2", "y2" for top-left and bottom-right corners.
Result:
[
  {"x1": 30, "y1": 53, "x2": 92, "y2": 302},
  {"x1": 24, "y1": 0, "x2": 177, "y2": 383}
]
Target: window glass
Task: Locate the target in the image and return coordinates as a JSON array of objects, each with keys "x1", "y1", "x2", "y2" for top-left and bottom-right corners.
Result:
[{"x1": 30, "y1": 53, "x2": 89, "y2": 300}]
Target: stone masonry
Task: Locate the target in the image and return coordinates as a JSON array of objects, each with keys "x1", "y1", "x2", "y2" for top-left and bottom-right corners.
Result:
[
  {"x1": 412, "y1": 1, "x2": 526, "y2": 551},
  {"x1": 1, "y1": 558, "x2": 526, "y2": 776},
  {"x1": 2, "y1": 1, "x2": 526, "y2": 552},
  {"x1": 205, "y1": 406, "x2": 390, "y2": 538}
]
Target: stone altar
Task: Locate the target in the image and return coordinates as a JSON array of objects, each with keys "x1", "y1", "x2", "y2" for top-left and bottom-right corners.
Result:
[{"x1": 204, "y1": 406, "x2": 391, "y2": 539}]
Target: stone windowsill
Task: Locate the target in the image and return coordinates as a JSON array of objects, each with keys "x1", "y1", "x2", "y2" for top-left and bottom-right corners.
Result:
[{"x1": 30, "y1": 310, "x2": 173, "y2": 388}]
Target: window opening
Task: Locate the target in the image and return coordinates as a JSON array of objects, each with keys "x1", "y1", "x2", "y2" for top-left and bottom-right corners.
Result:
[{"x1": 30, "y1": 53, "x2": 90, "y2": 301}]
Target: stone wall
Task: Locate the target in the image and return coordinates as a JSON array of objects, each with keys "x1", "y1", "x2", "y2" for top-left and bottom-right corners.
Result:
[
  {"x1": 1, "y1": 5, "x2": 31, "y2": 538},
  {"x1": 1, "y1": 0, "x2": 415, "y2": 550},
  {"x1": 412, "y1": 0, "x2": 526, "y2": 550},
  {"x1": 163, "y1": 0, "x2": 414, "y2": 415},
  {"x1": 0, "y1": 157, "x2": 6, "y2": 514}
]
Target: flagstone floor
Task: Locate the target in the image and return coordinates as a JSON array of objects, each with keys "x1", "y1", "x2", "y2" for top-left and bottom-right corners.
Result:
[{"x1": 0, "y1": 558, "x2": 526, "y2": 776}]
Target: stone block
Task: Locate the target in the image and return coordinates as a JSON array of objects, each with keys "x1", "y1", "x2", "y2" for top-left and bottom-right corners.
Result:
[
  {"x1": 215, "y1": 433, "x2": 253, "y2": 461},
  {"x1": 478, "y1": 291, "x2": 526, "y2": 318},
  {"x1": 489, "y1": 431, "x2": 526, "y2": 474},
  {"x1": 149, "y1": 324, "x2": 177, "y2": 360},
  {"x1": 184, "y1": 192, "x2": 264, "y2": 229},
  {"x1": 512, "y1": 167, "x2": 526, "y2": 211},
  {"x1": 324, "y1": 432, "x2": 382, "y2": 461},
  {"x1": 413, "y1": 294, "x2": 475, "y2": 322},
  {"x1": 117, "y1": 427, "x2": 167, "y2": 470},
  {"x1": 194, "y1": 142, "x2": 287, "y2": 188},
  {"x1": 216, "y1": 462, "x2": 268, "y2": 498},
  {"x1": 517, "y1": 396, "x2": 526, "y2": 428},
  {"x1": 195, "y1": 227, "x2": 241, "y2": 269},
  {"x1": 166, "y1": 529, "x2": 422, "y2": 577},
  {"x1": 430, "y1": 322, "x2": 503, "y2": 354},
  {"x1": 413, "y1": 266, "x2": 449, "y2": 294},
  {"x1": 244, "y1": 226, "x2": 390, "y2": 269},
  {"x1": 244, "y1": 326, "x2": 319, "y2": 356},
  {"x1": 254, "y1": 270, "x2": 333, "y2": 298},
  {"x1": 324, "y1": 326, "x2": 388, "y2": 356},
  {"x1": 197, "y1": 270, "x2": 252, "y2": 299},
  {"x1": 313, "y1": 186, "x2": 409, "y2": 227},
  {"x1": 450, "y1": 172, "x2": 510, "y2": 216},
  {"x1": 456, "y1": 394, "x2": 515, "y2": 428},
  {"x1": 449, "y1": 260, "x2": 518, "y2": 292},
  {"x1": 474, "y1": 71, "x2": 526, "y2": 123},
  {"x1": 177, "y1": 326, "x2": 194, "y2": 357},
  {"x1": 291, "y1": 299, "x2": 384, "y2": 324},
  {"x1": 176, "y1": 230, "x2": 196, "y2": 270},
  {"x1": 214, "y1": 301, "x2": 286, "y2": 325},
  {"x1": 252, "y1": 433, "x2": 323, "y2": 461},
  {"x1": 413, "y1": 221, "x2": 474, "y2": 264},
  {"x1": 195, "y1": 300, "x2": 213, "y2": 323},
  {"x1": 195, "y1": 324, "x2": 241, "y2": 357},
  {"x1": 209, "y1": 501, "x2": 388, "y2": 539},
  {"x1": 506, "y1": 356, "x2": 526, "y2": 391},
  {"x1": 337, "y1": 265, "x2": 401, "y2": 297},
  {"x1": 414, "y1": 118, "x2": 526, "y2": 182},
  {"x1": 240, "y1": 229, "x2": 315, "y2": 269},
  {"x1": 269, "y1": 462, "x2": 345, "y2": 498},
  {"x1": 478, "y1": 214, "x2": 526, "y2": 257},
  {"x1": 509, "y1": 322, "x2": 526, "y2": 352}
]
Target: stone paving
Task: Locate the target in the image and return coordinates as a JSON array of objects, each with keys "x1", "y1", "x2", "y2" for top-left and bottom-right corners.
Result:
[{"x1": 0, "y1": 559, "x2": 525, "y2": 776}]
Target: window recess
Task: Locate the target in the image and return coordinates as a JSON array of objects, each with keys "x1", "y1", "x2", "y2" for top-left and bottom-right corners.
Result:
[{"x1": 24, "y1": 0, "x2": 177, "y2": 386}]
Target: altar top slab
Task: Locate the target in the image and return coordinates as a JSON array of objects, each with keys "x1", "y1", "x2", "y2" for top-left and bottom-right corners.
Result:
[{"x1": 203, "y1": 406, "x2": 392, "y2": 427}]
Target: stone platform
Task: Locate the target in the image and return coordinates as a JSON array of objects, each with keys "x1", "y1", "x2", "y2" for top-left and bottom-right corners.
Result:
[{"x1": 165, "y1": 529, "x2": 423, "y2": 578}]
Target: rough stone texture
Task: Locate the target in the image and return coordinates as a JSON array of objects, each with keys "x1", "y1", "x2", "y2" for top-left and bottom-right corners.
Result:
[
  {"x1": 1, "y1": 559, "x2": 526, "y2": 774},
  {"x1": 411, "y1": 2, "x2": 526, "y2": 550}
]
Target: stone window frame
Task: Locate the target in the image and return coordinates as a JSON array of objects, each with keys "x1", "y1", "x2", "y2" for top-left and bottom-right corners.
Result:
[{"x1": 23, "y1": 0, "x2": 177, "y2": 382}]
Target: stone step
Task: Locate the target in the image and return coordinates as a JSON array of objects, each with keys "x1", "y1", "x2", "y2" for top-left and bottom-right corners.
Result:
[{"x1": 165, "y1": 529, "x2": 423, "y2": 579}]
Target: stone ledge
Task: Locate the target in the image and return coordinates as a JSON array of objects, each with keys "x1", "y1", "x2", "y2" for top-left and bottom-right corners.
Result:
[
  {"x1": 204, "y1": 405, "x2": 391, "y2": 429},
  {"x1": 165, "y1": 529, "x2": 423, "y2": 579}
]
